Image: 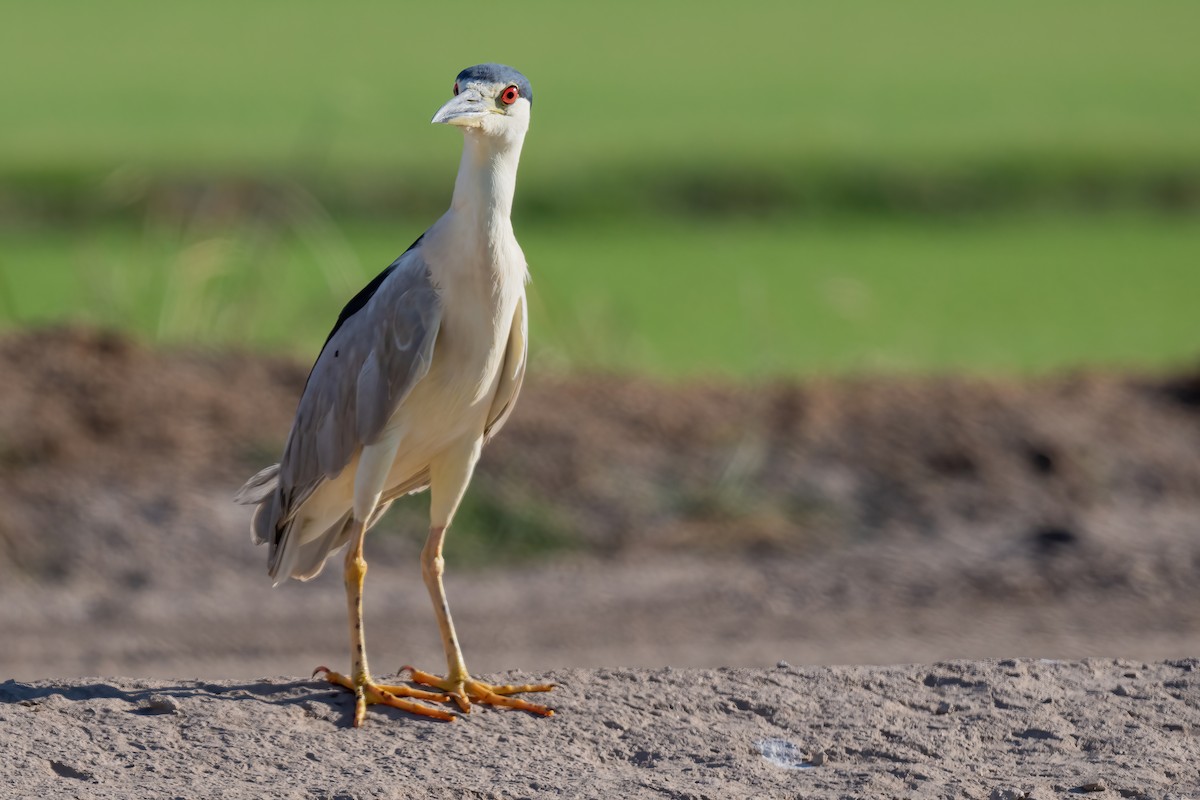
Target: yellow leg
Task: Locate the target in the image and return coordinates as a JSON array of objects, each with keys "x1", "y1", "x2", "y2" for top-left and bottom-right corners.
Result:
[
  {"x1": 408, "y1": 524, "x2": 555, "y2": 717},
  {"x1": 315, "y1": 519, "x2": 456, "y2": 726}
]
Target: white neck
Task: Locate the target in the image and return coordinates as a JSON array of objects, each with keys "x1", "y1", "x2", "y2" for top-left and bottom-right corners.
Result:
[{"x1": 450, "y1": 128, "x2": 525, "y2": 233}]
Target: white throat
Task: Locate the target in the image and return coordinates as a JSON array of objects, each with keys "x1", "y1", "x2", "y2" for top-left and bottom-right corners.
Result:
[{"x1": 450, "y1": 128, "x2": 526, "y2": 234}]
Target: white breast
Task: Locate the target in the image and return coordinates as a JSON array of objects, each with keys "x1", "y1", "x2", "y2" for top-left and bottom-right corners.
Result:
[{"x1": 379, "y1": 211, "x2": 526, "y2": 480}]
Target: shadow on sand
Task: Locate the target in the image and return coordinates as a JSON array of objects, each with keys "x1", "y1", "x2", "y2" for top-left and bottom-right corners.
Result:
[{"x1": 0, "y1": 676, "x2": 458, "y2": 728}]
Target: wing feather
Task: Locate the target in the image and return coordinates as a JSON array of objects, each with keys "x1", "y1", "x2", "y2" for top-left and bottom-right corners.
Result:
[
  {"x1": 282, "y1": 251, "x2": 440, "y2": 492},
  {"x1": 484, "y1": 292, "x2": 528, "y2": 444},
  {"x1": 240, "y1": 246, "x2": 443, "y2": 574}
]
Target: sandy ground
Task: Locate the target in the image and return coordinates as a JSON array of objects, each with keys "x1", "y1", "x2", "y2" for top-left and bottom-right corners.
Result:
[
  {"x1": 6, "y1": 506, "x2": 1200, "y2": 682},
  {"x1": 2, "y1": 328, "x2": 1200, "y2": 797},
  {"x1": 4, "y1": 661, "x2": 1199, "y2": 799}
]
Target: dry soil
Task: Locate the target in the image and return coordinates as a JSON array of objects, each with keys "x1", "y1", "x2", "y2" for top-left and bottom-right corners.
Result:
[{"x1": 2, "y1": 328, "x2": 1199, "y2": 797}]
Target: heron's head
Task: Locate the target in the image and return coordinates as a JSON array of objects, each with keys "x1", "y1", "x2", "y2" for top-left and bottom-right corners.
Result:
[{"x1": 432, "y1": 63, "x2": 532, "y2": 139}]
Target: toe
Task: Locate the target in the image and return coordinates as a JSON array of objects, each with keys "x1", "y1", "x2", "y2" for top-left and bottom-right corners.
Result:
[
  {"x1": 374, "y1": 682, "x2": 452, "y2": 703},
  {"x1": 449, "y1": 689, "x2": 472, "y2": 714},
  {"x1": 366, "y1": 685, "x2": 457, "y2": 722},
  {"x1": 487, "y1": 680, "x2": 555, "y2": 696},
  {"x1": 470, "y1": 682, "x2": 554, "y2": 716},
  {"x1": 398, "y1": 665, "x2": 555, "y2": 716}
]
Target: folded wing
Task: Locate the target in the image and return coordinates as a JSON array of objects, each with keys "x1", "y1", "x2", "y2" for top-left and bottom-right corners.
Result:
[{"x1": 236, "y1": 244, "x2": 443, "y2": 577}]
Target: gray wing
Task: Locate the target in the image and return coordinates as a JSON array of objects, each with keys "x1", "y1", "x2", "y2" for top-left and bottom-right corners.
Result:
[
  {"x1": 243, "y1": 246, "x2": 443, "y2": 559},
  {"x1": 483, "y1": 292, "x2": 528, "y2": 444}
]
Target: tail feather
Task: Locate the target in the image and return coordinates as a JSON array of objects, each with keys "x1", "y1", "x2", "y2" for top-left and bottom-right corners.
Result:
[
  {"x1": 288, "y1": 514, "x2": 353, "y2": 582},
  {"x1": 265, "y1": 498, "x2": 315, "y2": 584},
  {"x1": 250, "y1": 495, "x2": 280, "y2": 546},
  {"x1": 236, "y1": 465, "x2": 282, "y2": 546},
  {"x1": 238, "y1": 459, "x2": 425, "y2": 585},
  {"x1": 277, "y1": 499, "x2": 396, "y2": 583},
  {"x1": 235, "y1": 464, "x2": 280, "y2": 505}
]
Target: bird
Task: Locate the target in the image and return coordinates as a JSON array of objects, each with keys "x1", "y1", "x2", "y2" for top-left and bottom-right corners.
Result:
[{"x1": 235, "y1": 63, "x2": 553, "y2": 727}]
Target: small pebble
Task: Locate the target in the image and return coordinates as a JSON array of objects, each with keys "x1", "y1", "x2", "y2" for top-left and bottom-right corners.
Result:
[
  {"x1": 1077, "y1": 780, "x2": 1106, "y2": 793},
  {"x1": 988, "y1": 788, "x2": 1025, "y2": 800},
  {"x1": 142, "y1": 694, "x2": 181, "y2": 715},
  {"x1": 757, "y1": 738, "x2": 813, "y2": 770},
  {"x1": 935, "y1": 701, "x2": 952, "y2": 715},
  {"x1": 776, "y1": 660, "x2": 791, "y2": 669}
]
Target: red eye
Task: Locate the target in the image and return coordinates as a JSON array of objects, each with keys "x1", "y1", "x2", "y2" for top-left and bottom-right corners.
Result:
[
  {"x1": 500, "y1": 85, "x2": 519, "y2": 105},
  {"x1": 453, "y1": 82, "x2": 459, "y2": 96}
]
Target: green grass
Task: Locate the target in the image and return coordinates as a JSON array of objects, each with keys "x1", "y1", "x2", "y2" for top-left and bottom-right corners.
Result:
[
  {"x1": 5, "y1": 0, "x2": 1198, "y2": 378},
  {"x1": 1, "y1": 0, "x2": 1198, "y2": 190},
  {"x1": 3, "y1": 214, "x2": 1197, "y2": 376},
  {"x1": 530, "y1": 216, "x2": 1200, "y2": 375}
]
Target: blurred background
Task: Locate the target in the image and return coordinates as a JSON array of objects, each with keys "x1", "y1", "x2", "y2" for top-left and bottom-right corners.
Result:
[{"x1": 1, "y1": 0, "x2": 1198, "y2": 680}]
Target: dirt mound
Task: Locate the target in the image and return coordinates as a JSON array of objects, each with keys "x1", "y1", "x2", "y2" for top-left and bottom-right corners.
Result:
[
  {"x1": 2, "y1": 327, "x2": 1199, "y2": 681},
  {"x1": 0, "y1": 327, "x2": 305, "y2": 580},
  {"x1": 4, "y1": 326, "x2": 1199, "y2": 580}
]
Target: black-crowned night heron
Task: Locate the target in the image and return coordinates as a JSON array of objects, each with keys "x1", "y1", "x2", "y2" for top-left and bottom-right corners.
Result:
[{"x1": 236, "y1": 64, "x2": 552, "y2": 726}]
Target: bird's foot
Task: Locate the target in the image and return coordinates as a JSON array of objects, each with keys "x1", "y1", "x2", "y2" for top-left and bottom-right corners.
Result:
[
  {"x1": 399, "y1": 665, "x2": 555, "y2": 717},
  {"x1": 313, "y1": 666, "x2": 457, "y2": 726}
]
